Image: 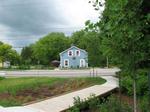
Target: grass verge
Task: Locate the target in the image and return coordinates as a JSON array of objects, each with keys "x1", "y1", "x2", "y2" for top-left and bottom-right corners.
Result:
[{"x1": 0, "y1": 77, "x2": 105, "y2": 107}]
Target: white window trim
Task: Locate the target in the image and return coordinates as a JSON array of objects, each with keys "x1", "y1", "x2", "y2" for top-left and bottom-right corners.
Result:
[
  {"x1": 80, "y1": 59, "x2": 85, "y2": 67},
  {"x1": 64, "y1": 59, "x2": 69, "y2": 67},
  {"x1": 75, "y1": 50, "x2": 80, "y2": 56},
  {"x1": 68, "y1": 50, "x2": 73, "y2": 57}
]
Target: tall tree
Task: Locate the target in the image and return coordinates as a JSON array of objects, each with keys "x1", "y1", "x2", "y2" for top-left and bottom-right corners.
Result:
[
  {"x1": 90, "y1": 0, "x2": 150, "y2": 111},
  {"x1": 32, "y1": 32, "x2": 70, "y2": 65},
  {"x1": 21, "y1": 45, "x2": 35, "y2": 65}
]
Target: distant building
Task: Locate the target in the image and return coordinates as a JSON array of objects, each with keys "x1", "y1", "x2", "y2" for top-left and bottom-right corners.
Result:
[
  {"x1": 0, "y1": 61, "x2": 2, "y2": 68},
  {"x1": 59, "y1": 45, "x2": 88, "y2": 68},
  {"x1": 0, "y1": 61, "x2": 10, "y2": 68}
]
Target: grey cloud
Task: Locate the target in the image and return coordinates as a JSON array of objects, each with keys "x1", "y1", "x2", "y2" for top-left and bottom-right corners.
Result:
[
  {"x1": 0, "y1": 0, "x2": 69, "y2": 37},
  {"x1": 0, "y1": 0, "x2": 97, "y2": 50}
]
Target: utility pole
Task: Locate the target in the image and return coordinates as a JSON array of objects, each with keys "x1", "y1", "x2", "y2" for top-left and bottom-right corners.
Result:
[
  {"x1": 133, "y1": 72, "x2": 137, "y2": 112},
  {"x1": 92, "y1": 67, "x2": 95, "y2": 77},
  {"x1": 118, "y1": 71, "x2": 122, "y2": 111},
  {"x1": 132, "y1": 39, "x2": 137, "y2": 112},
  {"x1": 106, "y1": 56, "x2": 109, "y2": 68}
]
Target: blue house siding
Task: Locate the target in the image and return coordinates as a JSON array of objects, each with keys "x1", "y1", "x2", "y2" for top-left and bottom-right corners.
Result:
[{"x1": 59, "y1": 46, "x2": 88, "y2": 68}]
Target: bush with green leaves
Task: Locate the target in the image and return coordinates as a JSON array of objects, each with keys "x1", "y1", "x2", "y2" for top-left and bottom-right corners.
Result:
[
  {"x1": 67, "y1": 94, "x2": 100, "y2": 112},
  {"x1": 0, "y1": 77, "x2": 5, "y2": 80},
  {"x1": 67, "y1": 95, "x2": 133, "y2": 112},
  {"x1": 120, "y1": 69, "x2": 149, "y2": 96},
  {"x1": 100, "y1": 96, "x2": 133, "y2": 112},
  {"x1": 139, "y1": 95, "x2": 150, "y2": 112},
  {"x1": 18, "y1": 64, "x2": 30, "y2": 70}
]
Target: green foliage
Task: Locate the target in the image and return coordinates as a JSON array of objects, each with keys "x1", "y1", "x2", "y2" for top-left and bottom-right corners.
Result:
[
  {"x1": 0, "y1": 77, "x2": 66, "y2": 95},
  {"x1": 100, "y1": 96, "x2": 133, "y2": 112},
  {"x1": 18, "y1": 64, "x2": 30, "y2": 70},
  {"x1": 89, "y1": 0, "x2": 149, "y2": 72},
  {"x1": 21, "y1": 45, "x2": 35, "y2": 65},
  {"x1": 71, "y1": 30, "x2": 106, "y2": 67},
  {"x1": 0, "y1": 77, "x2": 105, "y2": 95},
  {"x1": 67, "y1": 94, "x2": 100, "y2": 112},
  {"x1": 0, "y1": 41, "x2": 20, "y2": 66},
  {"x1": 32, "y1": 32, "x2": 70, "y2": 65},
  {"x1": 20, "y1": 30, "x2": 107, "y2": 67},
  {"x1": 88, "y1": 1, "x2": 150, "y2": 110},
  {"x1": 67, "y1": 95, "x2": 133, "y2": 112},
  {"x1": 0, "y1": 77, "x2": 105, "y2": 107},
  {"x1": 121, "y1": 74, "x2": 133, "y2": 95},
  {"x1": 0, "y1": 77, "x2": 5, "y2": 80},
  {"x1": 139, "y1": 95, "x2": 150, "y2": 112},
  {"x1": 120, "y1": 69, "x2": 149, "y2": 96},
  {"x1": 0, "y1": 99, "x2": 21, "y2": 107}
]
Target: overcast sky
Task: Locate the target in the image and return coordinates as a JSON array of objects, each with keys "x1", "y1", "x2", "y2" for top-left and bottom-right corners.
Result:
[{"x1": 0, "y1": 0, "x2": 104, "y2": 50}]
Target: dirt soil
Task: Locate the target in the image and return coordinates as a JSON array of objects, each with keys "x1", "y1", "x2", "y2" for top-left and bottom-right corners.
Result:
[{"x1": 115, "y1": 92, "x2": 134, "y2": 105}]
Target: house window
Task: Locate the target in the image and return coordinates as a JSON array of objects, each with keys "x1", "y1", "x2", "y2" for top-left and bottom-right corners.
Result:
[
  {"x1": 64, "y1": 59, "x2": 69, "y2": 67},
  {"x1": 68, "y1": 50, "x2": 73, "y2": 56},
  {"x1": 75, "y1": 50, "x2": 80, "y2": 56},
  {"x1": 80, "y1": 59, "x2": 85, "y2": 67}
]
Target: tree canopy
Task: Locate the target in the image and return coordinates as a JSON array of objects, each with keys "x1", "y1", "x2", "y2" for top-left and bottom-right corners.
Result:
[
  {"x1": 31, "y1": 32, "x2": 70, "y2": 65},
  {"x1": 0, "y1": 41, "x2": 19, "y2": 66},
  {"x1": 71, "y1": 30, "x2": 106, "y2": 67},
  {"x1": 90, "y1": 0, "x2": 150, "y2": 71}
]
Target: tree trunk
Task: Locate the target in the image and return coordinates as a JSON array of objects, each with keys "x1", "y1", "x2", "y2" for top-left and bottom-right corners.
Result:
[
  {"x1": 148, "y1": 72, "x2": 150, "y2": 109},
  {"x1": 106, "y1": 57, "x2": 109, "y2": 68},
  {"x1": 133, "y1": 74, "x2": 137, "y2": 112}
]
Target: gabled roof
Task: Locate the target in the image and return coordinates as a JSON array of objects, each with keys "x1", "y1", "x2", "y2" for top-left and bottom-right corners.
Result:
[{"x1": 59, "y1": 45, "x2": 87, "y2": 55}]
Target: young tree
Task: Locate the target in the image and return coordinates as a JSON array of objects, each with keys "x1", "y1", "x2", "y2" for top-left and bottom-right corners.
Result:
[{"x1": 89, "y1": 0, "x2": 149, "y2": 111}]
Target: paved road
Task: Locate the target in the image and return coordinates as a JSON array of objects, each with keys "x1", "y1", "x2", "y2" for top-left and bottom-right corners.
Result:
[{"x1": 4, "y1": 68, "x2": 119, "y2": 77}]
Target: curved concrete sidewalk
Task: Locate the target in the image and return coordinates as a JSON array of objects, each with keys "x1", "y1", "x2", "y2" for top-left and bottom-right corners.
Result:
[
  {"x1": 0, "y1": 69, "x2": 119, "y2": 112},
  {"x1": 26, "y1": 76, "x2": 118, "y2": 112}
]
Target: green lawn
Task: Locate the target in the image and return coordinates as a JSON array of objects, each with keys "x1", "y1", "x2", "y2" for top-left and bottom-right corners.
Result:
[
  {"x1": 0, "y1": 77, "x2": 66, "y2": 95},
  {"x1": 0, "y1": 77, "x2": 106, "y2": 107}
]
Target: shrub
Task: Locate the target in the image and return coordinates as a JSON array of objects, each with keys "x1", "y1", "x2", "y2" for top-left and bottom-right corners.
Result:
[
  {"x1": 0, "y1": 77, "x2": 5, "y2": 80},
  {"x1": 67, "y1": 95, "x2": 133, "y2": 112},
  {"x1": 18, "y1": 65, "x2": 30, "y2": 70},
  {"x1": 100, "y1": 96, "x2": 133, "y2": 112},
  {"x1": 139, "y1": 96, "x2": 150, "y2": 112},
  {"x1": 120, "y1": 69, "x2": 149, "y2": 96},
  {"x1": 67, "y1": 94, "x2": 99, "y2": 112}
]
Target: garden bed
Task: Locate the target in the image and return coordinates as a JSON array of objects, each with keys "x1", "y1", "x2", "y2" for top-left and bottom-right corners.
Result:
[{"x1": 0, "y1": 77, "x2": 105, "y2": 107}]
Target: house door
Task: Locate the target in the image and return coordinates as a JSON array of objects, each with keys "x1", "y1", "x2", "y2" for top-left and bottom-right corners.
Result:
[{"x1": 80, "y1": 59, "x2": 85, "y2": 68}]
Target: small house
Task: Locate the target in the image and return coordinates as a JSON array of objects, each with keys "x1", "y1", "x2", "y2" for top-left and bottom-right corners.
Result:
[{"x1": 59, "y1": 45, "x2": 88, "y2": 68}]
